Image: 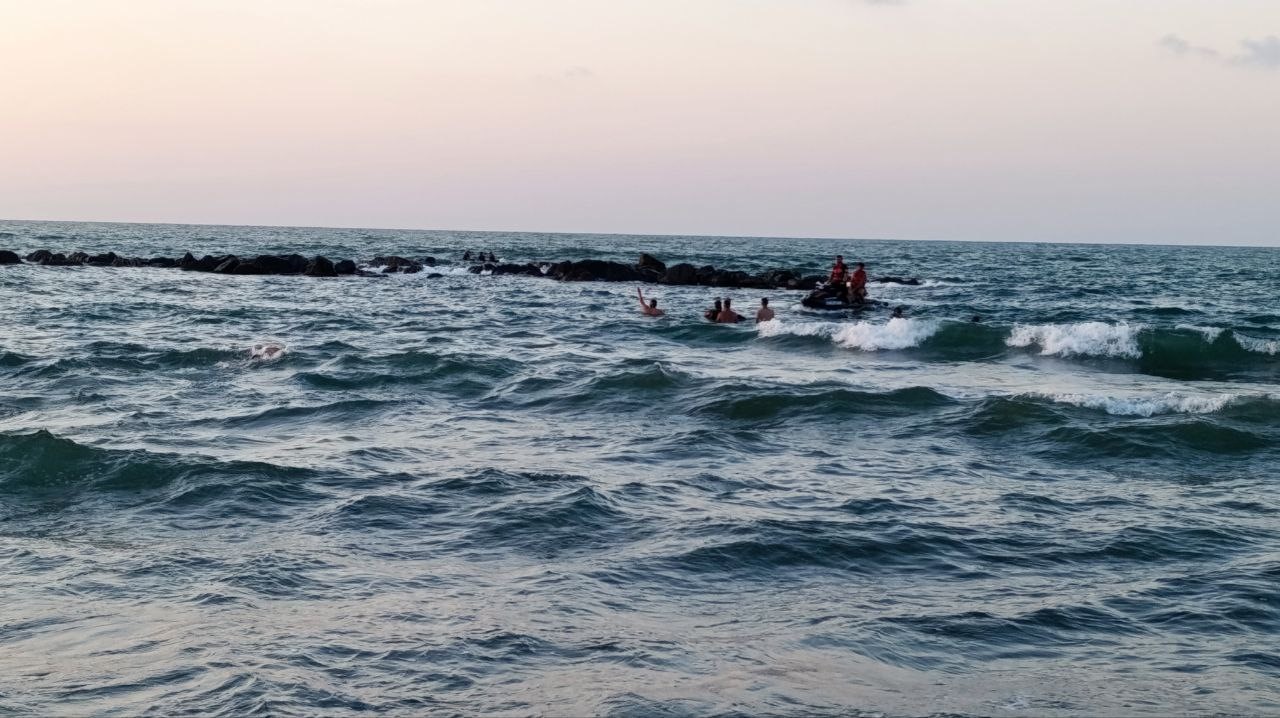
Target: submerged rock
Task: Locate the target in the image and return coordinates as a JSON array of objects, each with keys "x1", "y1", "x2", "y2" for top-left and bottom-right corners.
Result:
[{"x1": 0, "y1": 250, "x2": 21, "y2": 265}]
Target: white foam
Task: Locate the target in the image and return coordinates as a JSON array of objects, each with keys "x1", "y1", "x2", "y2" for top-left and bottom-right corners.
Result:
[
  {"x1": 1234, "y1": 333, "x2": 1280, "y2": 355},
  {"x1": 249, "y1": 342, "x2": 287, "y2": 361},
  {"x1": 1037, "y1": 391, "x2": 1236, "y2": 417},
  {"x1": 833, "y1": 318, "x2": 941, "y2": 351},
  {"x1": 758, "y1": 317, "x2": 940, "y2": 351},
  {"x1": 1175, "y1": 324, "x2": 1225, "y2": 342},
  {"x1": 756, "y1": 318, "x2": 838, "y2": 339},
  {"x1": 1007, "y1": 322, "x2": 1142, "y2": 358}
]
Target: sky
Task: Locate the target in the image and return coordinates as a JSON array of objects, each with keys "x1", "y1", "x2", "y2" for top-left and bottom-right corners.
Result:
[{"x1": 1, "y1": 0, "x2": 1277, "y2": 245}]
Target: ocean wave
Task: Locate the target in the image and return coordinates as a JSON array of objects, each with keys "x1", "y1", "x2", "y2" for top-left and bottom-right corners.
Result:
[
  {"x1": 692, "y1": 385, "x2": 955, "y2": 421},
  {"x1": 1034, "y1": 391, "x2": 1237, "y2": 417},
  {"x1": 0, "y1": 430, "x2": 329, "y2": 509},
  {"x1": 759, "y1": 317, "x2": 941, "y2": 351},
  {"x1": 1234, "y1": 334, "x2": 1280, "y2": 356},
  {"x1": 1007, "y1": 322, "x2": 1142, "y2": 358}
]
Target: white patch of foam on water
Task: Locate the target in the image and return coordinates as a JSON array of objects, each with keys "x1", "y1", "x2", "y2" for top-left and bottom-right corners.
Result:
[
  {"x1": 1234, "y1": 333, "x2": 1280, "y2": 355},
  {"x1": 756, "y1": 318, "x2": 838, "y2": 339},
  {"x1": 758, "y1": 317, "x2": 940, "y2": 351},
  {"x1": 1038, "y1": 390, "x2": 1236, "y2": 417},
  {"x1": 1175, "y1": 324, "x2": 1225, "y2": 342},
  {"x1": 1007, "y1": 322, "x2": 1142, "y2": 358},
  {"x1": 249, "y1": 342, "x2": 287, "y2": 361},
  {"x1": 833, "y1": 318, "x2": 941, "y2": 351}
]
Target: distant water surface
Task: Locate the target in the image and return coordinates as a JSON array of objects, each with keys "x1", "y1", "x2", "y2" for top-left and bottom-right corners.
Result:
[{"x1": 0, "y1": 220, "x2": 1277, "y2": 716}]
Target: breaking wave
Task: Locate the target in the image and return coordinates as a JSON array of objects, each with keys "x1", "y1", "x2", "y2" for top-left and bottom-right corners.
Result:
[{"x1": 758, "y1": 317, "x2": 942, "y2": 351}]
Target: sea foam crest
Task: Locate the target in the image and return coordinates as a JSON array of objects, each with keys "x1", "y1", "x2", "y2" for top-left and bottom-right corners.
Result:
[
  {"x1": 1007, "y1": 322, "x2": 1142, "y2": 358},
  {"x1": 1038, "y1": 391, "x2": 1236, "y2": 417},
  {"x1": 1174, "y1": 324, "x2": 1279, "y2": 355},
  {"x1": 1234, "y1": 334, "x2": 1280, "y2": 355},
  {"x1": 758, "y1": 317, "x2": 940, "y2": 351},
  {"x1": 1174, "y1": 324, "x2": 1225, "y2": 342}
]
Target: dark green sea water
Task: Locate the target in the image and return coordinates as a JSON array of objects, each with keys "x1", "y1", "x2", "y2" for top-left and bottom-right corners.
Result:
[{"x1": 1, "y1": 220, "x2": 1277, "y2": 716}]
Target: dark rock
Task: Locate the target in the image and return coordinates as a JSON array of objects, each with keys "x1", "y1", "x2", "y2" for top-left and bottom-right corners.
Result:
[
  {"x1": 423, "y1": 256, "x2": 437, "y2": 267},
  {"x1": 39, "y1": 253, "x2": 77, "y2": 266},
  {"x1": 147, "y1": 257, "x2": 178, "y2": 268},
  {"x1": 0, "y1": 250, "x2": 21, "y2": 264},
  {"x1": 192, "y1": 255, "x2": 223, "y2": 272},
  {"x1": 252, "y1": 255, "x2": 295, "y2": 274},
  {"x1": 111, "y1": 256, "x2": 144, "y2": 267},
  {"x1": 760, "y1": 269, "x2": 798, "y2": 287},
  {"x1": 69, "y1": 251, "x2": 90, "y2": 263},
  {"x1": 304, "y1": 256, "x2": 337, "y2": 277},
  {"x1": 552, "y1": 259, "x2": 643, "y2": 283},
  {"x1": 178, "y1": 252, "x2": 198, "y2": 270},
  {"x1": 86, "y1": 252, "x2": 118, "y2": 266},
  {"x1": 637, "y1": 253, "x2": 666, "y2": 274},
  {"x1": 637, "y1": 268, "x2": 663, "y2": 283},
  {"x1": 213, "y1": 257, "x2": 240, "y2": 274},
  {"x1": 283, "y1": 254, "x2": 308, "y2": 274},
  {"x1": 711, "y1": 270, "x2": 751, "y2": 288},
  {"x1": 874, "y1": 276, "x2": 921, "y2": 286},
  {"x1": 491, "y1": 263, "x2": 541, "y2": 276},
  {"x1": 334, "y1": 259, "x2": 357, "y2": 275},
  {"x1": 25, "y1": 249, "x2": 53, "y2": 263},
  {"x1": 661, "y1": 263, "x2": 698, "y2": 285},
  {"x1": 372, "y1": 255, "x2": 423, "y2": 274},
  {"x1": 427, "y1": 273, "x2": 444, "y2": 279},
  {"x1": 232, "y1": 262, "x2": 264, "y2": 275}
]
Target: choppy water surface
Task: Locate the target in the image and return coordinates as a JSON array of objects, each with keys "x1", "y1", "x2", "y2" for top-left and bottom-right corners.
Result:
[{"x1": 1, "y1": 220, "x2": 1277, "y2": 716}]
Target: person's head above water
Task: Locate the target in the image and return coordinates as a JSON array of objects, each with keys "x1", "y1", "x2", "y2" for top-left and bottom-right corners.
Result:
[
  {"x1": 649, "y1": 298, "x2": 658, "y2": 308},
  {"x1": 857, "y1": 262, "x2": 865, "y2": 269},
  {"x1": 724, "y1": 298, "x2": 732, "y2": 308},
  {"x1": 836, "y1": 255, "x2": 844, "y2": 263},
  {"x1": 714, "y1": 298, "x2": 722, "y2": 308},
  {"x1": 761, "y1": 297, "x2": 769, "y2": 306}
]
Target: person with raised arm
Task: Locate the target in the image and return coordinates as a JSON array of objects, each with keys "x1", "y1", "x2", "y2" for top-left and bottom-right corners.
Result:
[{"x1": 637, "y1": 287, "x2": 665, "y2": 317}]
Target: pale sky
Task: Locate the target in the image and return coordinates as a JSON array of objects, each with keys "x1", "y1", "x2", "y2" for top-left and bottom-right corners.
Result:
[{"x1": 2, "y1": 0, "x2": 1277, "y2": 244}]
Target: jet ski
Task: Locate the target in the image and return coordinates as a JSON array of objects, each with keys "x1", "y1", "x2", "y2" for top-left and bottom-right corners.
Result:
[{"x1": 801, "y1": 286, "x2": 886, "y2": 311}]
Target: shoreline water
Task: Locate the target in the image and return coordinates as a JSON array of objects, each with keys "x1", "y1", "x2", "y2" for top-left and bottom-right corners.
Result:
[{"x1": 1, "y1": 220, "x2": 1277, "y2": 716}]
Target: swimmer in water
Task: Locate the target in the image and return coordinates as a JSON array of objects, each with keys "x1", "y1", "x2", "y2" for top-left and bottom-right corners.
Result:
[
  {"x1": 891, "y1": 306, "x2": 906, "y2": 319},
  {"x1": 755, "y1": 297, "x2": 775, "y2": 323},
  {"x1": 705, "y1": 298, "x2": 722, "y2": 322},
  {"x1": 716, "y1": 297, "x2": 743, "y2": 324},
  {"x1": 637, "y1": 287, "x2": 664, "y2": 317}
]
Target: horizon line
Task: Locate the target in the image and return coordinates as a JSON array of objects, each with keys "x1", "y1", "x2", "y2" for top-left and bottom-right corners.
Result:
[{"x1": 1, "y1": 216, "x2": 1274, "y2": 251}]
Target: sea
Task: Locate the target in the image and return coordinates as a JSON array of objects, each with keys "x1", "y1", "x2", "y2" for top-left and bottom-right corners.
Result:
[{"x1": 1, "y1": 220, "x2": 1277, "y2": 716}]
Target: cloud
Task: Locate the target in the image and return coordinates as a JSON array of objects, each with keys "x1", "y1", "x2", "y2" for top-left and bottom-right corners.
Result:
[
  {"x1": 1159, "y1": 34, "x2": 1280, "y2": 71},
  {"x1": 1158, "y1": 34, "x2": 1220, "y2": 59},
  {"x1": 1232, "y1": 35, "x2": 1280, "y2": 68}
]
